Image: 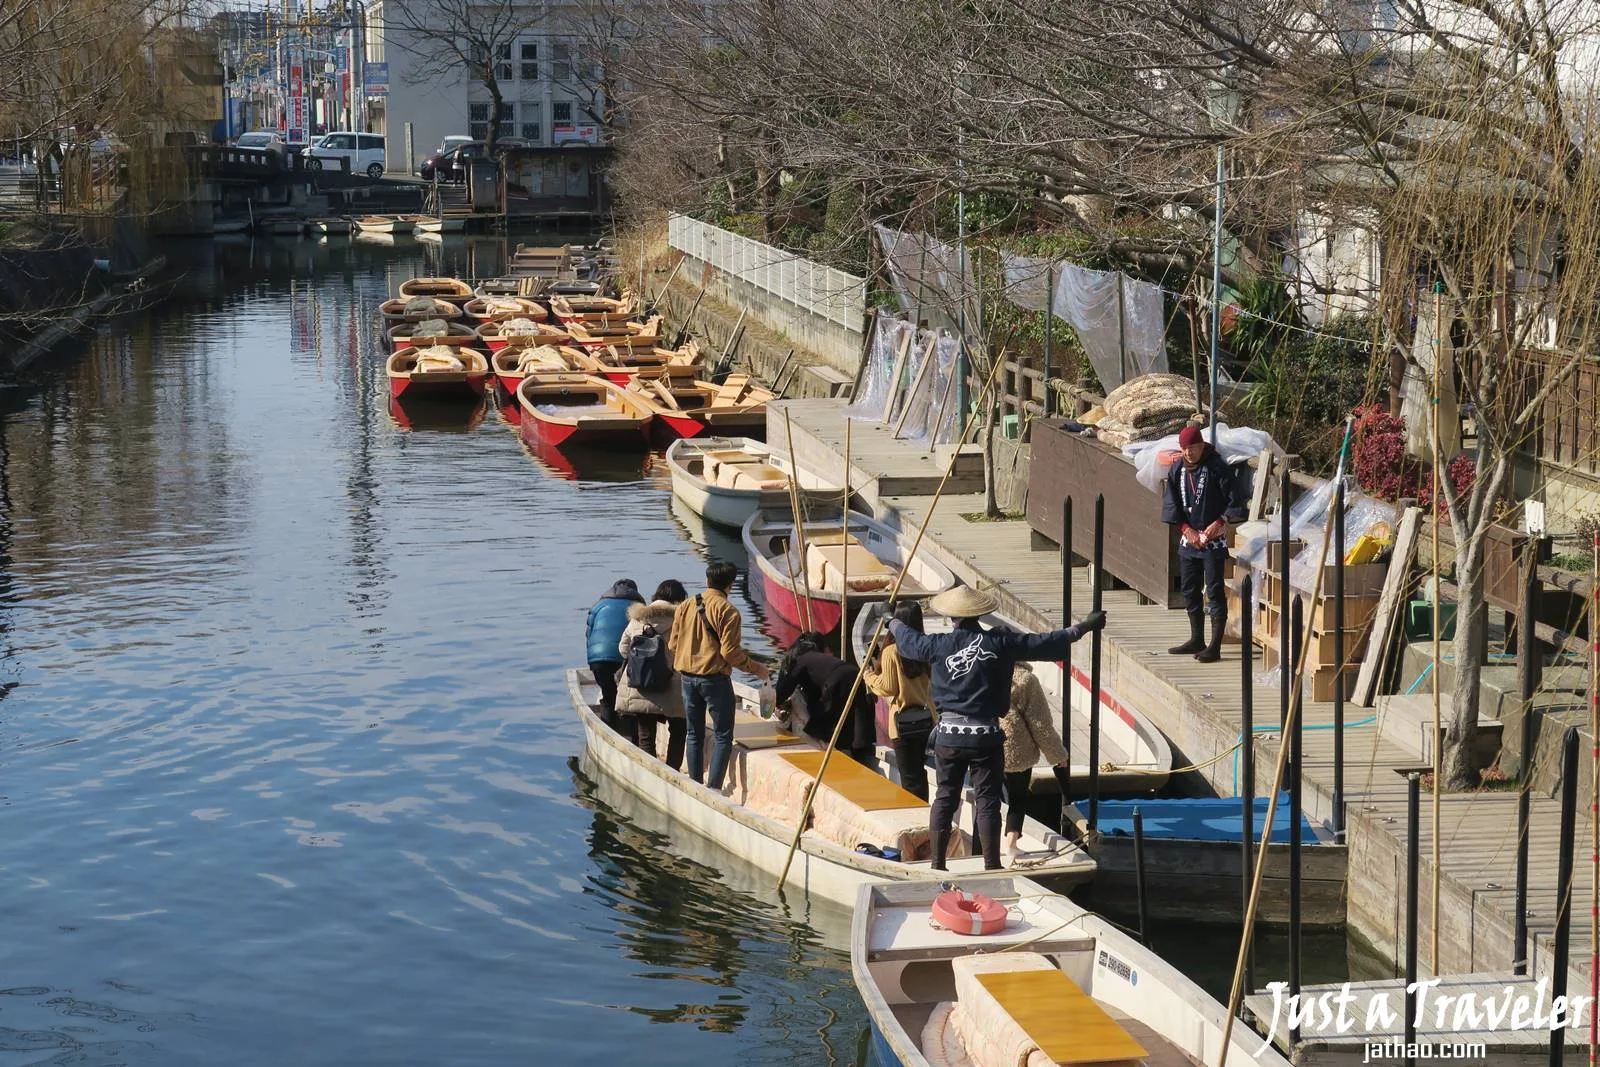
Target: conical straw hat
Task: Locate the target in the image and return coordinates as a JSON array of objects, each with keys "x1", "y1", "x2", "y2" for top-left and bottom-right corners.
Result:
[{"x1": 929, "y1": 586, "x2": 997, "y2": 619}]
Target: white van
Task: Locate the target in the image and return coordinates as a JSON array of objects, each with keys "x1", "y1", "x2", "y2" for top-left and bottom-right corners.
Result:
[{"x1": 304, "y1": 132, "x2": 386, "y2": 178}]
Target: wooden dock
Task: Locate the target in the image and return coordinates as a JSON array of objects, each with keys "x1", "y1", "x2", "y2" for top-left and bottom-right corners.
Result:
[{"x1": 771, "y1": 398, "x2": 1598, "y2": 993}]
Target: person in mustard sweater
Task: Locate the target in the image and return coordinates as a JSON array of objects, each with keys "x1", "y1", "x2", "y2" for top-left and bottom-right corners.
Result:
[
  {"x1": 862, "y1": 601, "x2": 937, "y2": 800},
  {"x1": 999, "y1": 663, "x2": 1072, "y2": 865}
]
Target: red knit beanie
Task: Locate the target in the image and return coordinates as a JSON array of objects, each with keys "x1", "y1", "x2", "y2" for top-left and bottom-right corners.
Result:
[{"x1": 1177, "y1": 426, "x2": 1204, "y2": 448}]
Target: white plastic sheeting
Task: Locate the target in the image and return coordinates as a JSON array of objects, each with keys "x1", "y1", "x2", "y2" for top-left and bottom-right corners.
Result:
[
  {"x1": 1000, "y1": 252, "x2": 1168, "y2": 391},
  {"x1": 874, "y1": 225, "x2": 978, "y2": 336},
  {"x1": 847, "y1": 313, "x2": 961, "y2": 444},
  {"x1": 1122, "y1": 422, "x2": 1277, "y2": 493},
  {"x1": 849, "y1": 314, "x2": 913, "y2": 422}
]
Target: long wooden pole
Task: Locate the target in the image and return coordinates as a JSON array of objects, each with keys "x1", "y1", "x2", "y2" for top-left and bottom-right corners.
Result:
[
  {"x1": 842, "y1": 415, "x2": 852, "y2": 658},
  {"x1": 1590, "y1": 529, "x2": 1598, "y2": 1067},
  {"x1": 1215, "y1": 416, "x2": 1355, "y2": 1067},
  {"x1": 782, "y1": 407, "x2": 816, "y2": 632},
  {"x1": 776, "y1": 348, "x2": 1011, "y2": 889},
  {"x1": 1430, "y1": 283, "x2": 1442, "y2": 976}
]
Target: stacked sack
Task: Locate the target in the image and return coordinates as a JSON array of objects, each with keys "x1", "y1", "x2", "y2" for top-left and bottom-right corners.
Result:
[{"x1": 1094, "y1": 373, "x2": 1202, "y2": 448}]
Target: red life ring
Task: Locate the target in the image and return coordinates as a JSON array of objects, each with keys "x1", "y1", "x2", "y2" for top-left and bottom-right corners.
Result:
[{"x1": 931, "y1": 890, "x2": 1008, "y2": 936}]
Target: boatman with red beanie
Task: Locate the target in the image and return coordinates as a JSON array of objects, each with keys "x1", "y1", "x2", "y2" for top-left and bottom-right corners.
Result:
[{"x1": 1161, "y1": 425, "x2": 1242, "y2": 663}]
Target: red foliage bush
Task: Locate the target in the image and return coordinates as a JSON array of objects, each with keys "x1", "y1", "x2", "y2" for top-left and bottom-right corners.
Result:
[{"x1": 1349, "y1": 403, "x2": 1475, "y2": 513}]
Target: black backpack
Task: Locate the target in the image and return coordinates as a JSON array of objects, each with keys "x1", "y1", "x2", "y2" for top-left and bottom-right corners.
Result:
[{"x1": 625, "y1": 623, "x2": 673, "y2": 692}]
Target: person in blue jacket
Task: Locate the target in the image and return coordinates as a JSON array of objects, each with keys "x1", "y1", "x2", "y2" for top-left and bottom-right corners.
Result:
[
  {"x1": 888, "y1": 586, "x2": 1105, "y2": 871},
  {"x1": 587, "y1": 578, "x2": 645, "y2": 729},
  {"x1": 1161, "y1": 425, "x2": 1243, "y2": 664}
]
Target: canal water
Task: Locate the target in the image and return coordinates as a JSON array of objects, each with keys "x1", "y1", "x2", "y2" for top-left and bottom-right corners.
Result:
[{"x1": 0, "y1": 236, "x2": 1368, "y2": 1065}]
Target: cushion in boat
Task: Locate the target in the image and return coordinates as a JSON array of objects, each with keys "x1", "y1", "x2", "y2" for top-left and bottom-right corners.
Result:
[
  {"x1": 404, "y1": 296, "x2": 452, "y2": 316},
  {"x1": 500, "y1": 317, "x2": 544, "y2": 336},
  {"x1": 806, "y1": 543, "x2": 893, "y2": 595},
  {"x1": 414, "y1": 318, "x2": 450, "y2": 337},
  {"x1": 515, "y1": 346, "x2": 566, "y2": 372},
  {"x1": 484, "y1": 296, "x2": 526, "y2": 314},
  {"x1": 951, "y1": 955, "x2": 1147, "y2": 1067},
  {"x1": 727, "y1": 465, "x2": 788, "y2": 492},
  {"x1": 413, "y1": 345, "x2": 466, "y2": 372}
]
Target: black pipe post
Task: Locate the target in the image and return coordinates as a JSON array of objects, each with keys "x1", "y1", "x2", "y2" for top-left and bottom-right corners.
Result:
[
  {"x1": 1289, "y1": 595, "x2": 1304, "y2": 1044},
  {"x1": 1133, "y1": 807, "x2": 1149, "y2": 945},
  {"x1": 1239, "y1": 572, "x2": 1256, "y2": 994},
  {"x1": 1403, "y1": 770, "x2": 1421, "y2": 1067},
  {"x1": 1089, "y1": 493, "x2": 1105, "y2": 831},
  {"x1": 1279, "y1": 464, "x2": 1291, "y2": 730},
  {"x1": 1551, "y1": 727, "x2": 1579, "y2": 1067},
  {"x1": 1333, "y1": 478, "x2": 1346, "y2": 843},
  {"x1": 1514, "y1": 538, "x2": 1543, "y2": 975},
  {"x1": 1062, "y1": 495, "x2": 1073, "y2": 789}
]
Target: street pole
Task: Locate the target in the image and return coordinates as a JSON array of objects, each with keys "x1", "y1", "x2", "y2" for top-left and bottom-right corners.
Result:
[{"x1": 1209, "y1": 143, "x2": 1224, "y2": 443}]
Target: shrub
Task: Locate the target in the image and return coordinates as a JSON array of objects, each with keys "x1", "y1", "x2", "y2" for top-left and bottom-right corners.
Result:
[{"x1": 1349, "y1": 403, "x2": 1474, "y2": 512}]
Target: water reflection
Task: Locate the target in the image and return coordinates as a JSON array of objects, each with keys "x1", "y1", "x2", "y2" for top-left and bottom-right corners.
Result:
[{"x1": 389, "y1": 396, "x2": 489, "y2": 433}]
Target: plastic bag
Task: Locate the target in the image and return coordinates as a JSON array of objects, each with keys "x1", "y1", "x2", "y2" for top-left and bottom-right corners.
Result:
[{"x1": 1124, "y1": 422, "x2": 1278, "y2": 493}]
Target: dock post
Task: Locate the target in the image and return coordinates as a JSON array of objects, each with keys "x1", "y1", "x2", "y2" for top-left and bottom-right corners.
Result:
[
  {"x1": 1289, "y1": 595, "x2": 1303, "y2": 1043},
  {"x1": 1333, "y1": 478, "x2": 1346, "y2": 842},
  {"x1": 1514, "y1": 538, "x2": 1544, "y2": 975},
  {"x1": 1239, "y1": 572, "x2": 1256, "y2": 993},
  {"x1": 1043, "y1": 264, "x2": 1055, "y2": 417},
  {"x1": 1279, "y1": 464, "x2": 1291, "y2": 731},
  {"x1": 1089, "y1": 494, "x2": 1105, "y2": 832},
  {"x1": 1133, "y1": 807, "x2": 1148, "y2": 944},
  {"x1": 1062, "y1": 494, "x2": 1073, "y2": 799},
  {"x1": 1404, "y1": 769, "x2": 1421, "y2": 1067},
  {"x1": 1552, "y1": 726, "x2": 1580, "y2": 1067}
]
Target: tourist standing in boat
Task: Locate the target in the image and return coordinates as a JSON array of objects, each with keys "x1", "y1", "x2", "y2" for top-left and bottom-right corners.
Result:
[
  {"x1": 1161, "y1": 425, "x2": 1242, "y2": 663},
  {"x1": 668, "y1": 561, "x2": 769, "y2": 791},
  {"x1": 887, "y1": 586, "x2": 1104, "y2": 871},
  {"x1": 616, "y1": 579, "x2": 689, "y2": 770},
  {"x1": 587, "y1": 578, "x2": 646, "y2": 729},
  {"x1": 862, "y1": 602, "x2": 936, "y2": 799},
  {"x1": 774, "y1": 636, "x2": 877, "y2": 770},
  {"x1": 999, "y1": 663, "x2": 1071, "y2": 865}
]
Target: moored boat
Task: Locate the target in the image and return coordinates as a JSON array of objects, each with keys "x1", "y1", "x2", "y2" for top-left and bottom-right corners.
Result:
[
  {"x1": 664, "y1": 436, "x2": 839, "y2": 529},
  {"x1": 385, "y1": 345, "x2": 491, "y2": 400},
  {"x1": 515, "y1": 374, "x2": 654, "y2": 448},
  {"x1": 380, "y1": 295, "x2": 466, "y2": 323},
  {"x1": 850, "y1": 601, "x2": 1174, "y2": 795},
  {"x1": 355, "y1": 215, "x2": 405, "y2": 234},
  {"x1": 563, "y1": 315, "x2": 664, "y2": 352},
  {"x1": 576, "y1": 341, "x2": 704, "y2": 386},
  {"x1": 569, "y1": 668, "x2": 1094, "y2": 909},
  {"x1": 742, "y1": 508, "x2": 959, "y2": 636},
  {"x1": 474, "y1": 277, "x2": 543, "y2": 300},
  {"x1": 387, "y1": 319, "x2": 480, "y2": 352},
  {"x1": 398, "y1": 277, "x2": 472, "y2": 302},
  {"x1": 463, "y1": 296, "x2": 547, "y2": 324},
  {"x1": 413, "y1": 216, "x2": 467, "y2": 234},
  {"x1": 490, "y1": 344, "x2": 586, "y2": 395},
  {"x1": 625, "y1": 373, "x2": 775, "y2": 440},
  {"x1": 548, "y1": 290, "x2": 638, "y2": 325},
  {"x1": 854, "y1": 876, "x2": 1289, "y2": 1067},
  {"x1": 476, "y1": 318, "x2": 570, "y2": 353}
]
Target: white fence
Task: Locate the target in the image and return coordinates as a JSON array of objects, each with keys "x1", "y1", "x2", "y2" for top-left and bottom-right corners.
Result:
[{"x1": 667, "y1": 213, "x2": 867, "y2": 332}]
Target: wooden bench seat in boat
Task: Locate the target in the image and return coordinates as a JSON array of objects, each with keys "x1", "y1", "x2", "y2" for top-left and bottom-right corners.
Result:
[
  {"x1": 950, "y1": 953, "x2": 1149, "y2": 1067},
  {"x1": 805, "y1": 543, "x2": 894, "y2": 594}
]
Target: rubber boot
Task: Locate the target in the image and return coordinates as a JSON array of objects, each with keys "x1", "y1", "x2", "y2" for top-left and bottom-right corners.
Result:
[
  {"x1": 929, "y1": 830, "x2": 950, "y2": 871},
  {"x1": 982, "y1": 827, "x2": 1003, "y2": 871},
  {"x1": 1169, "y1": 612, "x2": 1205, "y2": 655},
  {"x1": 1195, "y1": 616, "x2": 1225, "y2": 663}
]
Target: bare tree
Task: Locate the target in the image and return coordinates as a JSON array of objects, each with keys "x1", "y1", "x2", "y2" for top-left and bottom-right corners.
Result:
[{"x1": 383, "y1": 0, "x2": 533, "y2": 152}]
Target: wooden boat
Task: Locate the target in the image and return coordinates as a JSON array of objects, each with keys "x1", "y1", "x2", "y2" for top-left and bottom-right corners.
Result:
[
  {"x1": 463, "y1": 296, "x2": 547, "y2": 324},
  {"x1": 355, "y1": 215, "x2": 405, "y2": 234},
  {"x1": 563, "y1": 315, "x2": 664, "y2": 353},
  {"x1": 625, "y1": 373, "x2": 775, "y2": 440},
  {"x1": 665, "y1": 436, "x2": 839, "y2": 530},
  {"x1": 575, "y1": 341, "x2": 704, "y2": 386},
  {"x1": 569, "y1": 668, "x2": 1094, "y2": 908},
  {"x1": 490, "y1": 344, "x2": 586, "y2": 395},
  {"x1": 413, "y1": 216, "x2": 467, "y2": 235},
  {"x1": 854, "y1": 876, "x2": 1289, "y2": 1067},
  {"x1": 474, "y1": 277, "x2": 543, "y2": 300},
  {"x1": 398, "y1": 277, "x2": 472, "y2": 302},
  {"x1": 387, "y1": 320, "x2": 480, "y2": 352},
  {"x1": 379, "y1": 296, "x2": 465, "y2": 323},
  {"x1": 850, "y1": 601, "x2": 1174, "y2": 795},
  {"x1": 515, "y1": 374, "x2": 654, "y2": 448},
  {"x1": 549, "y1": 290, "x2": 637, "y2": 324},
  {"x1": 475, "y1": 318, "x2": 570, "y2": 353},
  {"x1": 385, "y1": 345, "x2": 491, "y2": 401},
  {"x1": 742, "y1": 508, "x2": 959, "y2": 636}
]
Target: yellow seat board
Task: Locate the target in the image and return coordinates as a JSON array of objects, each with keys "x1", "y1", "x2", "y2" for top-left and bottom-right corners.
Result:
[
  {"x1": 734, "y1": 712, "x2": 802, "y2": 751},
  {"x1": 779, "y1": 751, "x2": 926, "y2": 811},
  {"x1": 975, "y1": 970, "x2": 1150, "y2": 1067}
]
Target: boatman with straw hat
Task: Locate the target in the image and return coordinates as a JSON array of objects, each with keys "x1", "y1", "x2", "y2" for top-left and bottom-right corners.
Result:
[{"x1": 886, "y1": 587, "x2": 1105, "y2": 871}]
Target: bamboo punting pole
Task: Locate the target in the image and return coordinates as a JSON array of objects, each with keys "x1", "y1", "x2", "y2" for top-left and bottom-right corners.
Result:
[
  {"x1": 1215, "y1": 415, "x2": 1355, "y2": 1067},
  {"x1": 1590, "y1": 530, "x2": 1598, "y2": 1067},
  {"x1": 1430, "y1": 283, "x2": 1443, "y2": 977},
  {"x1": 841, "y1": 415, "x2": 852, "y2": 659},
  {"x1": 776, "y1": 349, "x2": 1010, "y2": 889},
  {"x1": 782, "y1": 407, "x2": 816, "y2": 632}
]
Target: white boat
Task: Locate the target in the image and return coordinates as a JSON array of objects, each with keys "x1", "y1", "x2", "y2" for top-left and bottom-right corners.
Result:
[
  {"x1": 413, "y1": 216, "x2": 467, "y2": 235},
  {"x1": 851, "y1": 602, "x2": 1173, "y2": 795},
  {"x1": 355, "y1": 215, "x2": 405, "y2": 235},
  {"x1": 665, "y1": 437, "x2": 840, "y2": 529},
  {"x1": 568, "y1": 668, "x2": 1094, "y2": 909},
  {"x1": 855, "y1": 876, "x2": 1292, "y2": 1067}
]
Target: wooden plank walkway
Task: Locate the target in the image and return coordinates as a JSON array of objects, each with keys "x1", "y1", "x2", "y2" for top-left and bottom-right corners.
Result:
[{"x1": 773, "y1": 398, "x2": 1599, "y2": 991}]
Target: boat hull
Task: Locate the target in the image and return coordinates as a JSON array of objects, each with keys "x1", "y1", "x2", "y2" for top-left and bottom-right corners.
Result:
[
  {"x1": 519, "y1": 416, "x2": 647, "y2": 449},
  {"x1": 759, "y1": 569, "x2": 844, "y2": 634},
  {"x1": 389, "y1": 374, "x2": 489, "y2": 401},
  {"x1": 665, "y1": 438, "x2": 838, "y2": 530}
]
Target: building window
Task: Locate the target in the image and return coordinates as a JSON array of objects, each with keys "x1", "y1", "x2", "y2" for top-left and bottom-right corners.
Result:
[
  {"x1": 520, "y1": 42, "x2": 538, "y2": 81},
  {"x1": 469, "y1": 103, "x2": 490, "y2": 122},
  {"x1": 552, "y1": 101, "x2": 572, "y2": 123},
  {"x1": 496, "y1": 43, "x2": 513, "y2": 82},
  {"x1": 470, "y1": 123, "x2": 487, "y2": 140},
  {"x1": 552, "y1": 42, "x2": 572, "y2": 84},
  {"x1": 521, "y1": 122, "x2": 541, "y2": 143}
]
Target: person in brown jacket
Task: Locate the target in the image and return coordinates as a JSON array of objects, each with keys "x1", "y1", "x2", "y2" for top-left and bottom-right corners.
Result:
[
  {"x1": 862, "y1": 601, "x2": 936, "y2": 800},
  {"x1": 667, "y1": 561, "x2": 769, "y2": 791},
  {"x1": 999, "y1": 663, "x2": 1071, "y2": 865}
]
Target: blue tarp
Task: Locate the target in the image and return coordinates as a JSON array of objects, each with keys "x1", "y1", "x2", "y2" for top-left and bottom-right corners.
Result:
[{"x1": 1092, "y1": 794, "x2": 1321, "y2": 842}]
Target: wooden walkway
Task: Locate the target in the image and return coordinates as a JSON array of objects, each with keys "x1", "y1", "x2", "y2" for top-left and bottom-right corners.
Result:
[{"x1": 772, "y1": 398, "x2": 1598, "y2": 992}]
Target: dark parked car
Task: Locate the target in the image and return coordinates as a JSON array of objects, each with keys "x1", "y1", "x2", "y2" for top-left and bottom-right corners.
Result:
[{"x1": 419, "y1": 139, "x2": 529, "y2": 183}]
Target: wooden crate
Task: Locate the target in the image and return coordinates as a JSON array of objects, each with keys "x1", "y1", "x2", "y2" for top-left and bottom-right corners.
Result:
[
  {"x1": 1262, "y1": 643, "x2": 1359, "y2": 702},
  {"x1": 1258, "y1": 591, "x2": 1381, "y2": 632},
  {"x1": 1258, "y1": 624, "x2": 1370, "y2": 671}
]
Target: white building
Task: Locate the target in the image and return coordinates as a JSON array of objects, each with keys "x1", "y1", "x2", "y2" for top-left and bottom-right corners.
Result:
[{"x1": 363, "y1": 0, "x2": 615, "y2": 172}]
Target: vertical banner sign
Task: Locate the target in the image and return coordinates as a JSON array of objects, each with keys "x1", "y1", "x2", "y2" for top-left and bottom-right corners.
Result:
[{"x1": 289, "y1": 63, "x2": 305, "y2": 143}]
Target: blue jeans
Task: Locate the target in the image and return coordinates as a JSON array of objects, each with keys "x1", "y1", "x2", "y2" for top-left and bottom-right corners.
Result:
[{"x1": 682, "y1": 673, "x2": 736, "y2": 789}]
